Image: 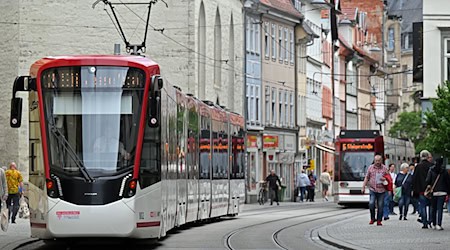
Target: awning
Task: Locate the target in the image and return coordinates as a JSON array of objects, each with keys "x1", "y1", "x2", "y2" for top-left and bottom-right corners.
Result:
[{"x1": 316, "y1": 144, "x2": 335, "y2": 154}]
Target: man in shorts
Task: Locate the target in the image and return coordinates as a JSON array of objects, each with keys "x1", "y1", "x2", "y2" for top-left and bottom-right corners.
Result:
[{"x1": 320, "y1": 166, "x2": 331, "y2": 201}]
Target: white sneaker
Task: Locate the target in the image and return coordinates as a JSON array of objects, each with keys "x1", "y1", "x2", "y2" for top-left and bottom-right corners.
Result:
[
  {"x1": 324, "y1": 197, "x2": 328, "y2": 201},
  {"x1": 436, "y1": 225, "x2": 443, "y2": 230}
]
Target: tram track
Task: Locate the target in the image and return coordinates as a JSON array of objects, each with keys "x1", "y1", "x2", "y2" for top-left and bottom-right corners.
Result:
[{"x1": 224, "y1": 207, "x2": 365, "y2": 250}]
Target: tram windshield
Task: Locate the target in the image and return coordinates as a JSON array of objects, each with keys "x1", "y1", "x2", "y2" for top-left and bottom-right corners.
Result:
[
  {"x1": 41, "y1": 66, "x2": 145, "y2": 178},
  {"x1": 339, "y1": 152, "x2": 374, "y2": 181}
]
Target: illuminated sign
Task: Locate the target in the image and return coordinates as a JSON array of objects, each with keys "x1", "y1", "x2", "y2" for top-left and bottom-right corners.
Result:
[
  {"x1": 341, "y1": 143, "x2": 374, "y2": 151},
  {"x1": 247, "y1": 135, "x2": 258, "y2": 148},
  {"x1": 263, "y1": 135, "x2": 278, "y2": 149},
  {"x1": 41, "y1": 67, "x2": 145, "y2": 89}
]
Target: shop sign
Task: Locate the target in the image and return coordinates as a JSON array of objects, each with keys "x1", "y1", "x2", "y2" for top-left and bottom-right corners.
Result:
[
  {"x1": 263, "y1": 135, "x2": 279, "y2": 149},
  {"x1": 247, "y1": 135, "x2": 258, "y2": 148},
  {"x1": 279, "y1": 152, "x2": 295, "y2": 164}
]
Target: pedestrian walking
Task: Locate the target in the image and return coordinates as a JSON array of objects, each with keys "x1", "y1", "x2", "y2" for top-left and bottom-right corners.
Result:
[
  {"x1": 382, "y1": 170, "x2": 394, "y2": 220},
  {"x1": 388, "y1": 164, "x2": 397, "y2": 215},
  {"x1": 412, "y1": 150, "x2": 434, "y2": 229},
  {"x1": 0, "y1": 166, "x2": 7, "y2": 210},
  {"x1": 265, "y1": 170, "x2": 282, "y2": 206},
  {"x1": 5, "y1": 162, "x2": 23, "y2": 224},
  {"x1": 296, "y1": 169, "x2": 310, "y2": 202},
  {"x1": 425, "y1": 157, "x2": 450, "y2": 230},
  {"x1": 362, "y1": 154, "x2": 388, "y2": 226},
  {"x1": 409, "y1": 163, "x2": 419, "y2": 215},
  {"x1": 395, "y1": 163, "x2": 413, "y2": 220},
  {"x1": 320, "y1": 167, "x2": 331, "y2": 201},
  {"x1": 307, "y1": 172, "x2": 316, "y2": 202}
]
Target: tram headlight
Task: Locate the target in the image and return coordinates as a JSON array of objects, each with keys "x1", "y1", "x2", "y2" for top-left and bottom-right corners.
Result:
[
  {"x1": 339, "y1": 182, "x2": 348, "y2": 188},
  {"x1": 46, "y1": 178, "x2": 60, "y2": 198},
  {"x1": 124, "y1": 179, "x2": 137, "y2": 198}
]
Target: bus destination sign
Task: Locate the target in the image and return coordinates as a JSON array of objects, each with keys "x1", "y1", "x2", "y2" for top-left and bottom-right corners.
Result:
[{"x1": 341, "y1": 142, "x2": 374, "y2": 151}]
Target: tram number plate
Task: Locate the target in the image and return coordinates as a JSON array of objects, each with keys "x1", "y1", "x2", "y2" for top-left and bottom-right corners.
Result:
[{"x1": 350, "y1": 190, "x2": 362, "y2": 194}]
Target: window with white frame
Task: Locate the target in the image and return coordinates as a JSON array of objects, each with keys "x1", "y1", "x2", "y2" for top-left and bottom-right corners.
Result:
[
  {"x1": 387, "y1": 27, "x2": 395, "y2": 51},
  {"x1": 246, "y1": 20, "x2": 250, "y2": 52},
  {"x1": 284, "y1": 28, "x2": 289, "y2": 63},
  {"x1": 290, "y1": 30, "x2": 294, "y2": 64},
  {"x1": 249, "y1": 85, "x2": 254, "y2": 122},
  {"x1": 279, "y1": 90, "x2": 284, "y2": 126},
  {"x1": 255, "y1": 22, "x2": 260, "y2": 55},
  {"x1": 284, "y1": 91, "x2": 288, "y2": 126},
  {"x1": 265, "y1": 86, "x2": 270, "y2": 124},
  {"x1": 290, "y1": 92, "x2": 294, "y2": 127},
  {"x1": 445, "y1": 38, "x2": 450, "y2": 81},
  {"x1": 264, "y1": 22, "x2": 270, "y2": 58},
  {"x1": 279, "y1": 26, "x2": 283, "y2": 62},
  {"x1": 271, "y1": 24, "x2": 276, "y2": 60},
  {"x1": 271, "y1": 88, "x2": 276, "y2": 124},
  {"x1": 250, "y1": 18, "x2": 254, "y2": 53},
  {"x1": 255, "y1": 85, "x2": 260, "y2": 123},
  {"x1": 246, "y1": 85, "x2": 250, "y2": 121}
]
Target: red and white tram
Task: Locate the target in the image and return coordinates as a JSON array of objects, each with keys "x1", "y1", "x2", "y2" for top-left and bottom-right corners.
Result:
[{"x1": 10, "y1": 55, "x2": 245, "y2": 239}]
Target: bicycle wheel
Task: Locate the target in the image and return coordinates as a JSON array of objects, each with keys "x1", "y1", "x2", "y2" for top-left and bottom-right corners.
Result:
[{"x1": 258, "y1": 189, "x2": 265, "y2": 205}]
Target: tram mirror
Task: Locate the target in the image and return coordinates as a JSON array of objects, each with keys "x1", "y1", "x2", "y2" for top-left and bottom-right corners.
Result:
[
  {"x1": 149, "y1": 75, "x2": 161, "y2": 127},
  {"x1": 10, "y1": 97, "x2": 23, "y2": 128}
]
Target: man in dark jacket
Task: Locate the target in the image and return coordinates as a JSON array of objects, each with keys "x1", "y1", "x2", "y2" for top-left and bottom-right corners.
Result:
[
  {"x1": 425, "y1": 157, "x2": 450, "y2": 230},
  {"x1": 412, "y1": 150, "x2": 434, "y2": 229},
  {"x1": 266, "y1": 170, "x2": 282, "y2": 205}
]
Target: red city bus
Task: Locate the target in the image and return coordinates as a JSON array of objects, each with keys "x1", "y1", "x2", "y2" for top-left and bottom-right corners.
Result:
[{"x1": 333, "y1": 130, "x2": 384, "y2": 206}]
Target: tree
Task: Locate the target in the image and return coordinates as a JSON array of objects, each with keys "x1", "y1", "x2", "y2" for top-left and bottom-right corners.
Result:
[
  {"x1": 423, "y1": 81, "x2": 450, "y2": 158},
  {"x1": 388, "y1": 111, "x2": 423, "y2": 145}
]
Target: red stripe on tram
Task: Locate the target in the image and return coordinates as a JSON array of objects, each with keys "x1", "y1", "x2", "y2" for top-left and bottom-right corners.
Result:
[{"x1": 136, "y1": 221, "x2": 161, "y2": 228}]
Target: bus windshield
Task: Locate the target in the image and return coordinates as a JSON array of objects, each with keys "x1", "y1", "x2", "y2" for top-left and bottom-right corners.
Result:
[
  {"x1": 41, "y1": 66, "x2": 145, "y2": 178},
  {"x1": 339, "y1": 152, "x2": 374, "y2": 181}
]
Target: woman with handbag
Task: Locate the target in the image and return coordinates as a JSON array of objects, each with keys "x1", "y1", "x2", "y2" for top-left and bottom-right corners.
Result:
[
  {"x1": 425, "y1": 158, "x2": 450, "y2": 230},
  {"x1": 395, "y1": 163, "x2": 413, "y2": 220}
]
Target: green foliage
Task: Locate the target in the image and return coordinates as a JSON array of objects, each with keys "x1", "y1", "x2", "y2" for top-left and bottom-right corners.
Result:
[
  {"x1": 388, "y1": 111, "x2": 422, "y2": 144},
  {"x1": 423, "y1": 81, "x2": 450, "y2": 157}
]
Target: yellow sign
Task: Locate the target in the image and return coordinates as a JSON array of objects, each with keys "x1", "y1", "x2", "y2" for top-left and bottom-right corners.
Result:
[{"x1": 341, "y1": 143, "x2": 374, "y2": 151}]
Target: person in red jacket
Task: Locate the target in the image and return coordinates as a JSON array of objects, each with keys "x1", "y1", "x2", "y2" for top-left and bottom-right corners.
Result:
[{"x1": 383, "y1": 170, "x2": 394, "y2": 220}]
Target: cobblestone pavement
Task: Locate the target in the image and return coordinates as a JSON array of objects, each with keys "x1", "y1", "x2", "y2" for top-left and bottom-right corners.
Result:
[{"x1": 319, "y1": 206, "x2": 450, "y2": 250}]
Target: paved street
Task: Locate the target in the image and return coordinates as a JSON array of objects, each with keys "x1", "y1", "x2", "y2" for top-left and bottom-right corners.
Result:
[{"x1": 2, "y1": 201, "x2": 450, "y2": 250}]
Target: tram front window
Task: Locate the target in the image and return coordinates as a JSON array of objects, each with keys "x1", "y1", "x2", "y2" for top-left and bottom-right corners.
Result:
[
  {"x1": 41, "y1": 66, "x2": 145, "y2": 178},
  {"x1": 339, "y1": 152, "x2": 374, "y2": 181}
]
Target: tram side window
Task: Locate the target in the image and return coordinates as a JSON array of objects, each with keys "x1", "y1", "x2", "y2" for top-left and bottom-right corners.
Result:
[
  {"x1": 199, "y1": 116, "x2": 211, "y2": 179},
  {"x1": 187, "y1": 108, "x2": 199, "y2": 180},
  {"x1": 177, "y1": 103, "x2": 187, "y2": 179},
  {"x1": 139, "y1": 125, "x2": 161, "y2": 188},
  {"x1": 231, "y1": 126, "x2": 245, "y2": 179},
  {"x1": 221, "y1": 125, "x2": 229, "y2": 179}
]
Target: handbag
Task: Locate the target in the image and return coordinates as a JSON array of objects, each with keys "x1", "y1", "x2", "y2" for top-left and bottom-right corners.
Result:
[
  {"x1": 424, "y1": 174, "x2": 441, "y2": 199},
  {"x1": 1, "y1": 201, "x2": 8, "y2": 232},
  {"x1": 393, "y1": 173, "x2": 409, "y2": 203}
]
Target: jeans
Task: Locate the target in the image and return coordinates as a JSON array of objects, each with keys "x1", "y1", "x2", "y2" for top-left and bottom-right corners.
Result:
[
  {"x1": 399, "y1": 194, "x2": 411, "y2": 217},
  {"x1": 411, "y1": 196, "x2": 419, "y2": 212},
  {"x1": 383, "y1": 192, "x2": 391, "y2": 218},
  {"x1": 430, "y1": 195, "x2": 446, "y2": 226},
  {"x1": 369, "y1": 190, "x2": 385, "y2": 222},
  {"x1": 6, "y1": 193, "x2": 20, "y2": 223},
  {"x1": 299, "y1": 186, "x2": 306, "y2": 202},
  {"x1": 418, "y1": 195, "x2": 431, "y2": 226}
]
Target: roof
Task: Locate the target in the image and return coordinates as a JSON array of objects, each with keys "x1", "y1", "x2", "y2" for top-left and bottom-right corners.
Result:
[
  {"x1": 302, "y1": 22, "x2": 319, "y2": 38},
  {"x1": 353, "y1": 45, "x2": 377, "y2": 64},
  {"x1": 29, "y1": 55, "x2": 159, "y2": 77},
  {"x1": 386, "y1": 0, "x2": 422, "y2": 33},
  {"x1": 260, "y1": 0, "x2": 303, "y2": 19},
  {"x1": 340, "y1": 7, "x2": 358, "y2": 21}
]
